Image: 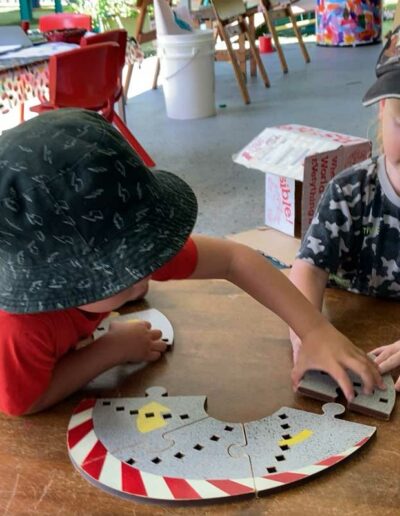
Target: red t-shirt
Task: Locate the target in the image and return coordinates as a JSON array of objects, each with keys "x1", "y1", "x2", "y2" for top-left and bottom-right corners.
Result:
[{"x1": 0, "y1": 238, "x2": 198, "y2": 416}]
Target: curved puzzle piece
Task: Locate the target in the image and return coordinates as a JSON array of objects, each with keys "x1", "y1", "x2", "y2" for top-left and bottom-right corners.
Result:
[
  {"x1": 298, "y1": 368, "x2": 396, "y2": 420},
  {"x1": 93, "y1": 309, "x2": 174, "y2": 346},
  {"x1": 67, "y1": 389, "x2": 375, "y2": 504},
  {"x1": 232, "y1": 403, "x2": 375, "y2": 494}
]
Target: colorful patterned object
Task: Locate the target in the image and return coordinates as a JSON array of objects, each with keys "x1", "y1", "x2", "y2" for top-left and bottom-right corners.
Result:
[
  {"x1": 316, "y1": 0, "x2": 381, "y2": 46},
  {"x1": 67, "y1": 387, "x2": 375, "y2": 503},
  {"x1": 0, "y1": 59, "x2": 49, "y2": 114},
  {"x1": 0, "y1": 39, "x2": 143, "y2": 115}
]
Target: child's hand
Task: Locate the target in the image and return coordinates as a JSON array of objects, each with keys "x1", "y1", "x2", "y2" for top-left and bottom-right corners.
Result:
[
  {"x1": 289, "y1": 329, "x2": 301, "y2": 365},
  {"x1": 291, "y1": 321, "x2": 385, "y2": 402},
  {"x1": 372, "y1": 341, "x2": 400, "y2": 391},
  {"x1": 108, "y1": 320, "x2": 167, "y2": 363}
]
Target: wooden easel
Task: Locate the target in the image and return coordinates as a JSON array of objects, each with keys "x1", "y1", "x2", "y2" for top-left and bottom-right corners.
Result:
[
  {"x1": 124, "y1": 0, "x2": 160, "y2": 98},
  {"x1": 191, "y1": 4, "x2": 259, "y2": 82},
  {"x1": 259, "y1": 0, "x2": 310, "y2": 74},
  {"x1": 212, "y1": 0, "x2": 270, "y2": 104},
  {"x1": 394, "y1": 0, "x2": 400, "y2": 28}
]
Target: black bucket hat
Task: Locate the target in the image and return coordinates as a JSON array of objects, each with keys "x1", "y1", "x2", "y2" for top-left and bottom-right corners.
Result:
[
  {"x1": 363, "y1": 25, "x2": 400, "y2": 106},
  {"x1": 0, "y1": 109, "x2": 198, "y2": 313}
]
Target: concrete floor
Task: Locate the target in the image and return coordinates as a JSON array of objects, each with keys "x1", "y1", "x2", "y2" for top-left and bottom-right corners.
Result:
[
  {"x1": 124, "y1": 40, "x2": 382, "y2": 236},
  {"x1": 0, "y1": 39, "x2": 382, "y2": 237}
]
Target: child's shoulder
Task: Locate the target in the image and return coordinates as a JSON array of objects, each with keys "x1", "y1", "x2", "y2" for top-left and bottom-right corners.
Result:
[
  {"x1": 332, "y1": 156, "x2": 378, "y2": 188},
  {"x1": 0, "y1": 307, "x2": 103, "y2": 339},
  {"x1": 0, "y1": 309, "x2": 55, "y2": 331},
  {"x1": 0, "y1": 308, "x2": 76, "y2": 336}
]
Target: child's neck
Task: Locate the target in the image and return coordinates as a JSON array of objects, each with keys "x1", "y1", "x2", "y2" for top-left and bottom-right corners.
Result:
[{"x1": 385, "y1": 156, "x2": 400, "y2": 196}]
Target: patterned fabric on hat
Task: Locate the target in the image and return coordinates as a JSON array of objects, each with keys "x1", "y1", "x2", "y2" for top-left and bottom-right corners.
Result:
[
  {"x1": 363, "y1": 25, "x2": 400, "y2": 105},
  {"x1": 377, "y1": 24, "x2": 400, "y2": 76},
  {"x1": 0, "y1": 109, "x2": 197, "y2": 313}
]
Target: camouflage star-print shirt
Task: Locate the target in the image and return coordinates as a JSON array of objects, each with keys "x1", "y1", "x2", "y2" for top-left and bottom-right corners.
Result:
[{"x1": 297, "y1": 155, "x2": 400, "y2": 299}]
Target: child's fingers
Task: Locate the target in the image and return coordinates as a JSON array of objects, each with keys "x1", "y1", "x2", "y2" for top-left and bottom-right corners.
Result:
[
  {"x1": 147, "y1": 350, "x2": 162, "y2": 362},
  {"x1": 374, "y1": 352, "x2": 389, "y2": 365},
  {"x1": 343, "y1": 345, "x2": 384, "y2": 387},
  {"x1": 150, "y1": 329, "x2": 162, "y2": 341},
  {"x1": 290, "y1": 363, "x2": 305, "y2": 390},
  {"x1": 151, "y1": 340, "x2": 168, "y2": 353},
  {"x1": 377, "y1": 351, "x2": 400, "y2": 374},
  {"x1": 110, "y1": 319, "x2": 151, "y2": 331},
  {"x1": 292, "y1": 364, "x2": 366, "y2": 402},
  {"x1": 147, "y1": 340, "x2": 168, "y2": 361},
  {"x1": 371, "y1": 345, "x2": 389, "y2": 357},
  {"x1": 395, "y1": 375, "x2": 400, "y2": 392},
  {"x1": 329, "y1": 366, "x2": 355, "y2": 402},
  {"x1": 347, "y1": 355, "x2": 384, "y2": 393}
]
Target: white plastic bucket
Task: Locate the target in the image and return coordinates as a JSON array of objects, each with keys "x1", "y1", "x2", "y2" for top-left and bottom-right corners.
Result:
[{"x1": 157, "y1": 30, "x2": 216, "y2": 120}]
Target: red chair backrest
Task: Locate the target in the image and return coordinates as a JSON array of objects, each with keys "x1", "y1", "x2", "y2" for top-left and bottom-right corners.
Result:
[
  {"x1": 48, "y1": 42, "x2": 120, "y2": 113},
  {"x1": 39, "y1": 13, "x2": 92, "y2": 32},
  {"x1": 81, "y1": 29, "x2": 127, "y2": 73}
]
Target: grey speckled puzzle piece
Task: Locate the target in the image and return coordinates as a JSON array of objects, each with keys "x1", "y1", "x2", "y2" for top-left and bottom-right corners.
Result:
[
  {"x1": 232, "y1": 403, "x2": 375, "y2": 487},
  {"x1": 298, "y1": 371, "x2": 338, "y2": 402},
  {"x1": 92, "y1": 387, "x2": 209, "y2": 460},
  {"x1": 142, "y1": 417, "x2": 253, "y2": 480},
  {"x1": 69, "y1": 390, "x2": 377, "y2": 503},
  {"x1": 92, "y1": 387, "x2": 254, "y2": 482},
  {"x1": 349, "y1": 373, "x2": 396, "y2": 420},
  {"x1": 298, "y1": 369, "x2": 396, "y2": 420}
]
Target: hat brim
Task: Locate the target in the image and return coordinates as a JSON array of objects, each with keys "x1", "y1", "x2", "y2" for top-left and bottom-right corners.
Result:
[
  {"x1": 363, "y1": 69, "x2": 400, "y2": 106},
  {"x1": 0, "y1": 169, "x2": 198, "y2": 313}
]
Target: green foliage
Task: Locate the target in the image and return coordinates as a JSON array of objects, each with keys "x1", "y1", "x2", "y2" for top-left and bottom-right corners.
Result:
[
  {"x1": 67, "y1": 0, "x2": 138, "y2": 31},
  {"x1": 255, "y1": 23, "x2": 269, "y2": 38},
  {"x1": 0, "y1": 7, "x2": 68, "y2": 28}
]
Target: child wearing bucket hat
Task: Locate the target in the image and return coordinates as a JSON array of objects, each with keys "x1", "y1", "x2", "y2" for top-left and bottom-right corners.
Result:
[
  {"x1": 289, "y1": 25, "x2": 400, "y2": 391},
  {"x1": 0, "y1": 109, "x2": 383, "y2": 416}
]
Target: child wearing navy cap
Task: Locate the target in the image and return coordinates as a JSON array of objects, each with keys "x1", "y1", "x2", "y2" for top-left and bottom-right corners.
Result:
[{"x1": 290, "y1": 26, "x2": 400, "y2": 391}]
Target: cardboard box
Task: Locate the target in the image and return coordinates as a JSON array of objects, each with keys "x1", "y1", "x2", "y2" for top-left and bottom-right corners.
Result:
[
  {"x1": 234, "y1": 124, "x2": 371, "y2": 238},
  {"x1": 226, "y1": 227, "x2": 300, "y2": 268}
]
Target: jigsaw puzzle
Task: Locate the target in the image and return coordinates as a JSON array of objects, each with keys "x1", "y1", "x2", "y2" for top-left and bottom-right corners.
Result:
[
  {"x1": 68, "y1": 387, "x2": 375, "y2": 503},
  {"x1": 93, "y1": 309, "x2": 174, "y2": 347},
  {"x1": 297, "y1": 368, "x2": 396, "y2": 420}
]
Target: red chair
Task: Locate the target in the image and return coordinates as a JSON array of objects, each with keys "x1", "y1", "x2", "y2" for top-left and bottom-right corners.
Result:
[
  {"x1": 39, "y1": 13, "x2": 92, "y2": 32},
  {"x1": 19, "y1": 14, "x2": 91, "y2": 124},
  {"x1": 80, "y1": 30, "x2": 127, "y2": 74},
  {"x1": 80, "y1": 29, "x2": 127, "y2": 114},
  {"x1": 80, "y1": 30, "x2": 155, "y2": 167},
  {"x1": 30, "y1": 43, "x2": 155, "y2": 167}
]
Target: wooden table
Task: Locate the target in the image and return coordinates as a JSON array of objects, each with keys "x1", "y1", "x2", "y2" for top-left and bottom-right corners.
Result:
[{"x1": 1, "y1": 275, "x2": 399, "y2": 514}]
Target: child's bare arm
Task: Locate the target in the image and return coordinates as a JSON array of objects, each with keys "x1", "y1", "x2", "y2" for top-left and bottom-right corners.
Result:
[
  {"x1": 189, "y1": 235, "x2": 384, "y2": 400},
  {"x1": 191, "y1": 235, "x2": 327, "y2": 338},
  {"x1": 26, "y1": 321, "x2": 166, "y2": 414},
  {"x1": 289, "y1": 259, "x2": 328, "y2": 360},
  {"x1": 290, "y1": 258, "x2": 328, "y2": 311}
]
